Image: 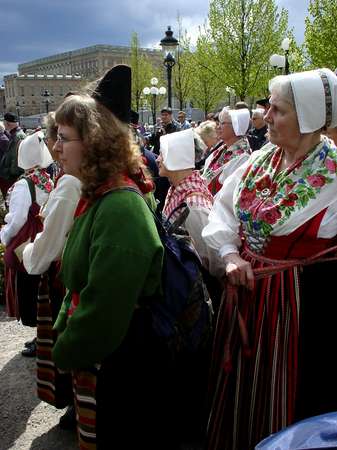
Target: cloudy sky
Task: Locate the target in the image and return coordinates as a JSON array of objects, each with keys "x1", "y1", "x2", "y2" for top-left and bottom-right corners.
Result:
[{"x1": 1, "y1": 0, "x2": 310, "y2": 84}]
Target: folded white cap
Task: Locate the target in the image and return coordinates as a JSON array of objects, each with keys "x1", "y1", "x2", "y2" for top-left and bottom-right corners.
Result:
[
  {"x1": 219, "y1": 107, "x2": 250, "y2": 136},
  {"x1": 271, "y1": 68, "x2": 337, "y2": 133},
  {"x1": 228, "y1": 108, "x2": 251, "y2": 136},
  {"x1": 18, "y1": 131, "x2": 53, "y2": 170},
  {"x1": 160, "y1": 128, "x2": 195, "y2": 170}
]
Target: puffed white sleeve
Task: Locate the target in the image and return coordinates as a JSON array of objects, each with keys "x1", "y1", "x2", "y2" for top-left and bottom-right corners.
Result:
[
  {"x1": 184, "y1": 206, "x2": 226, "y2": 278},
  {"x1": 218, "y1": 152, "x2": 250, "y2": 185},
  {"x1": 0, "y1": 180, "x2": 32, "y2": 246},
  {"x1": 22, "y1": 175, "x2": 81, "y2": 274},
  {"x1": 202, "y1": 161, "x2": 249, "y2": 260}
]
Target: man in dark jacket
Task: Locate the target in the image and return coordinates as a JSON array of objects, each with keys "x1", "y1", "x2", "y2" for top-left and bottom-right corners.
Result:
[
  {"x1": 247, "y1": 108, "x2": 268, "y2": 151},
  {"x1": 150, "y1": 107, "x2": 179, "y2": 155},
  {"x1": 0, "y1": 121, "x2": 9, "y2": 158},
  {"x1": 0, "y1": 113, "x2": 25, "y2": 197},
  {"x1": 131, "y1": 110, "x2": 169, "y2": 212}
]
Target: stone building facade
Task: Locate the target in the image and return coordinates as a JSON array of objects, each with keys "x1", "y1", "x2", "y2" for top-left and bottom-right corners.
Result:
[
  {"x1": 4, "y1": 74, "x2": 83, "y2": 116},
  {"x1": 4, "y1": 44, "x2": 161, "y2": 117},
  {"x1": 0, "y1": 87, "x2": 5, "y2": 117},
  {"x1": 18, "y1": 44, "x2": 161, "y2": 80}
]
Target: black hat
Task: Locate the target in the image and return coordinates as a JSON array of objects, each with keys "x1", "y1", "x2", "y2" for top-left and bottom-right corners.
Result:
[
  {"x1": 161, "y1": 107, "x2": 173, "y2": 114},
  {"x1": 92, "y1": 65, "x2": 131, "y2": 123},
  {"x1": 130, "y1": 110, "x2": 139, "y2": 125},
  {"x1": 256, "y1": 97, "x2": 270, "y2": 107},
  {"x1": 4, "y1": 112, "x2": 18, "y2": 123}
]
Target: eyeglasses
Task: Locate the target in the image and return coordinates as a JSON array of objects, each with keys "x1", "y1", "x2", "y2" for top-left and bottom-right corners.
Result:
[
  {"x1": 56, "y1": 134, "x2": 81, "y2": 144},
  {"x1": 219, "y1": 121, "x2": 232, "y2": 127}
]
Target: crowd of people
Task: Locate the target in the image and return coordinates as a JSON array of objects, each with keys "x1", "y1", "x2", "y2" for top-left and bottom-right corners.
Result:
[{"x1": 1, "y1": 64, "x2": 337, "y2": 450}]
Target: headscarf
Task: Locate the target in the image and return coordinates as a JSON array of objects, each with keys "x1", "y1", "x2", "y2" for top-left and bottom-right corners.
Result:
[
  {"x1": 160, "y1": 128, "x2": 196, "y2": 171},
  {"x1": 18, "y1": 131, "x2": 53, "y2": 170},
  {"x1": 270, "y1": 68, "x2": 337, "y2": 134},
  {"x1": 219, "y1": 107, "x2": 251, "y2": 136},
  {"x1": 18, "y1": 131, "x2": 53, "y2": 194}
]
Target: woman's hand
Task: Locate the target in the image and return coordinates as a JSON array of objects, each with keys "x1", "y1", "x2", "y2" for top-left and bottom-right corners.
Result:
[{"x1": 223, "y1": 253, "x2": 254, "y2": 290}]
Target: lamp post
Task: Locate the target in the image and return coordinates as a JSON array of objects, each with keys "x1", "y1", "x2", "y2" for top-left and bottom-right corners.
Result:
[
  {"x1": 269, "y1": 37, "x2": 291, "y2": 75},
  {"x1": 42, "y1": 89, "x2": 51, "y2": 114},
  {"x1": 225, "y1": 87, "x2": 235, "y2": 107},
  {"x1": 160, "y1": 26, "x2": 179, "y2": 108},
  {"x1": 281, "y1": 37, "x2": 290, "y2": 75},
  {"x1": 16, "y1": 101, "x2": 21, "y2": 126},
  {"x1": 143, "y1": 78, "x2": 166, "y2": 125}
]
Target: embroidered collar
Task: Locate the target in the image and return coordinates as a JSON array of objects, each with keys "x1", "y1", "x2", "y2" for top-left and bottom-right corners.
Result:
[
  {"x1": 24, "y1": 167, "x2": 53, "y2": 194},
  {"x1": 202, "y1": 137, "x2": 251, "y2": 184},
  {"x1": 74, "y1": 174, "x2": 141, "y2": 218}
]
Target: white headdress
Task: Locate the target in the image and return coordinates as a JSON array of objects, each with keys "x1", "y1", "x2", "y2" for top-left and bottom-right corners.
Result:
[
  {"x1": 18, "y1": 131, "x2": 53, "y2": 170},
  {"x1": 219, "y1": 107, "x2": 251, "y2": 136},
  {"x1": 160, "y1": 128, "x2": 196, "y2": 171},
  {"x1": 271, "y1": 68, "x2": 337, "y2": 133}
]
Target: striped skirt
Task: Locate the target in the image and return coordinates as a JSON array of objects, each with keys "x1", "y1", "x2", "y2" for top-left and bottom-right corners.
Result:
[
  {"x1": 207, "y1": 251, "x2": 337, "y2": 450},
  {"x1": 37, "y1": 273, "x2": 72, "y2": 409},
  {"x1": 72, "y1": 367, "x2": 99, "y2": 450}
]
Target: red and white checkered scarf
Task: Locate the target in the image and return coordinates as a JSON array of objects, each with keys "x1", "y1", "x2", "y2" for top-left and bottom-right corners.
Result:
[{"x1": 163, "y1": 171, "x2": 213, "y2": 222}]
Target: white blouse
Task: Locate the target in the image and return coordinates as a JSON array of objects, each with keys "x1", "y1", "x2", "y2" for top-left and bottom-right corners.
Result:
[
  {"x1": 23, "y1": 175, "x2": 81, "y2": 274},
  {"x1": 0, "y1": 179, "x2": 50, "y2": 246},
  {"x1": 182, "y1": 203, "x2": 225, "y2": 278},
  {"x1": 202, "y1": 149, "x2": 337, "y2": 263}
]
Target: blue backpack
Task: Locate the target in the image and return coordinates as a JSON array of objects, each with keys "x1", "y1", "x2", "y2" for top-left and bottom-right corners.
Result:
[
  {"x1": 150, "y1": 203, "x2": 213, "y2": 355},
  {"x1": 117, "y1": 187, "x2": 213, "y2": 355}
]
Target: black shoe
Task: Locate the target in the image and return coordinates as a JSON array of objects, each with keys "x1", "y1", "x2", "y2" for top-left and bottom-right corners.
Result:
[
  {"x1": 21, "y1": 341, "x2": 36, "y2": 357},
  {"x1": 59, "y1": 405, "x2": 77, "y2": 430},
  {"x1": 24, "y1": 337, "x2": 37, "y2": 348}
]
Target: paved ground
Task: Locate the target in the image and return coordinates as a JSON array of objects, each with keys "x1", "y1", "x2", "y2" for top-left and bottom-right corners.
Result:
[
  {"x1": 0, "y1": 302, "x2": 204, "y2": 450},
  {"x1": 0, "y1": 305, "x2": 78, "y2": 450}
]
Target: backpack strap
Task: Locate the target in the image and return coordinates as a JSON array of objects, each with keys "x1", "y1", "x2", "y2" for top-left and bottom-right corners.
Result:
[
  {"x1": 109, "y1": 185, "x2": 172, "y2": 234},
  {"x1": 24, "y1": 177, "x2": 36, "y2": 203}
]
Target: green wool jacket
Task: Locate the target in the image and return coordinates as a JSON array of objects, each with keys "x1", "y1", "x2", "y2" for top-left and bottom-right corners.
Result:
[{"x1": 52, "y1": 189, "x2": 163, "y2": 370}]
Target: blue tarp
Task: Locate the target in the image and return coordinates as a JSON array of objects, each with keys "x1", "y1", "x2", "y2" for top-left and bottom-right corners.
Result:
[{"x1": 255, "y1": 412, "x2": 337, "y2": 449}]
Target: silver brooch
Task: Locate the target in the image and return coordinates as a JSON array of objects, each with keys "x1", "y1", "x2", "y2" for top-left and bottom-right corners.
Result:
[{"x1": 261, "y1": 188, "x2": 270, "y2": 197}]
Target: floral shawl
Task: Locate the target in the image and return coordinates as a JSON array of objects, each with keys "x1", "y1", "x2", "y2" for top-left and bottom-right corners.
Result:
[
  {"x1": 235, "y1": 136, "x2": 337, "y2": 253},
  {"x1": 24, "y1": 167, "x2": 53, "y2": 194},
  {"x1": 202, "y1": 137, "x2": 251, "y2": 184}
]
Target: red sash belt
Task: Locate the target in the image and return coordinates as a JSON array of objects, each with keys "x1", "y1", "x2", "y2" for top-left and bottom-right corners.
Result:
[{"x1": 222, "y1": 243, "x2": 337, "y2": 373}]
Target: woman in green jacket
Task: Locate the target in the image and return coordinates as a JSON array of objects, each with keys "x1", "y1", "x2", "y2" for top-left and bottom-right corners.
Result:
[{"x1": 52, "y1": 66, "x2": 176, "y2": 450}]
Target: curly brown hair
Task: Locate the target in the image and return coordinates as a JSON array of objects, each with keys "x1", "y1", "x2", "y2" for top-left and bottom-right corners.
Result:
[{"x1": 55, "y1": 94, "x2": 145, "y2": 201}]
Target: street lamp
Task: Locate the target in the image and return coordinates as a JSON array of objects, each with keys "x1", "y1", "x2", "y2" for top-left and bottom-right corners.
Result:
[
  {"x1": 42, "y1": 89, "x2": 51, "y2": 114},
  {"x1": 16, "y1": 101, "x2": 21, "y2": 126},
  {"x1": 281, "y1": 37, "x2": 290, "y2": 75},
  {"x1": 143, "y1": 78, "x2": 166, "y2": 125},
  {"x1": 269, "y1": 37, "x2": 291, "y2": 75},
  {"x1": 225, "y1": 87, "x2": 235, "y2": 106},
  {"x1": 160, "y1": 26, "x2": 179, "y2": 108}
]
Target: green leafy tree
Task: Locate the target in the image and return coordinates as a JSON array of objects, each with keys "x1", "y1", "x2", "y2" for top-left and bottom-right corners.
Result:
[
  {"x1": 172, "y1": 16, "x2": 195, "y2": 110},
  {"x1": 208, "y1": 0, "x2": 289, "y2": 99},
  {"x1": 257, "y1": 32, "x2": 307, "y2": 98},
  {"x1": 305, "y1": 0, "x2": 337, "y2": 69},
  {"x1": 130, "y1": 32, "x2": 157, "y2": 111},
  {"x1": 190, "y1": 29, "x2": 225, "y2": 116}
]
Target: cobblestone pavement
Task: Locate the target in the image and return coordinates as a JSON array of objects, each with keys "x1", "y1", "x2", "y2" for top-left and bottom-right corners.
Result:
[{"x1": 0, "y1": 305, "x2": 77, "y2": 450}]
